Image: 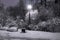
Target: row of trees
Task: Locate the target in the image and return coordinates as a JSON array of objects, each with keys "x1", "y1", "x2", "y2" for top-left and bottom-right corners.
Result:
[{"x1": 6, "y1": 0, "x2": 60, "y2": 22}]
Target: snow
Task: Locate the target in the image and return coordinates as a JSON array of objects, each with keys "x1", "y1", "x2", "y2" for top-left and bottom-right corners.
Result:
[
  {"x1": 25, "y1": 10, "x2": 38, "y2": 20},
  {"x1": 0, "y1": 29, "x2": 60, "y2": 40}
]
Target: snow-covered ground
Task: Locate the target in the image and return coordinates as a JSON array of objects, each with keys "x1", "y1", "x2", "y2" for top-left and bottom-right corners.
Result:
[{"x1": 0, "y1": 29, "x2": 60, "y2": 40}]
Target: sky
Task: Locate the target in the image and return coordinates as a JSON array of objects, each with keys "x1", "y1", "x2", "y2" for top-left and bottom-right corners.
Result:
[
  {"x1": 1, "y1": 0, "x2": 19, "y2": 8},
  {"x1": 1, "y1": 0, "x2": 54, "y2": 8},
  {"x1": 1, "y1": 0, "x2": 35, "y2": 8}
]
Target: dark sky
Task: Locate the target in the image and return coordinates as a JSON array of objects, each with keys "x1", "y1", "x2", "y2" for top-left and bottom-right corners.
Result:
[
  {"x1": 1, "y1": 0, "x2": 55, "y2": 8},
  {"x1": 1, "y1": 0, "x2": 54, "y2": 8},
  {"x1": 1, "y1": 0, "x2": 19, "y2": 8}
]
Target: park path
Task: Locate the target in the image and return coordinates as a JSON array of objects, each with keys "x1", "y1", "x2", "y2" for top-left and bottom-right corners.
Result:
[{"x1": 0, "y1": 29, "x2": 60, "y2": 40}]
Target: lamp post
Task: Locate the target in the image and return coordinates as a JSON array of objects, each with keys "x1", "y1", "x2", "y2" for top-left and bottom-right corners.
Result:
[
  {"x1": 27, "y1": 5, "x2": 32, "y2": 25},
  {"x1": 21, "y1": 5, "x2": 32, "y2": 33}
]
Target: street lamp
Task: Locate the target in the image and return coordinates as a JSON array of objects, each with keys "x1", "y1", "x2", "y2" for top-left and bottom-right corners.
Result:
[
  {"x1": 21, "y1": 5, "x2": 32, "y2": 33},
  {"x1": 27, "y1": 5, "x2": 32, "y2": 25},
  {"x1": 27, "y1": 5, "x2": 32, "y2": 10}
]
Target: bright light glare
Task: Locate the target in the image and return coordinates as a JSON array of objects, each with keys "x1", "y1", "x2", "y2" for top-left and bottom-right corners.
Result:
[{"x1": 27, "y1": 5, "x2": 32, "y2": 10}]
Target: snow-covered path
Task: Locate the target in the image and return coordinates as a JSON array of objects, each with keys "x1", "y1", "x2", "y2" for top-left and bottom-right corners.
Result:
[{"x1": 0, "y1": 29, "x2": 60, "y2": 40}]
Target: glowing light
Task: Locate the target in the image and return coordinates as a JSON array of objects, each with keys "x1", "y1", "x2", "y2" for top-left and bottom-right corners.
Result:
[{"x1": 27, "y1": 5, "x2": 32, "y2": 10}]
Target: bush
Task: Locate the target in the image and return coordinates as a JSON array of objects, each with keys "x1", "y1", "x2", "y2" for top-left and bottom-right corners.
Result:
[
  {"x1": 36, "y1": 17, "x2": 60, "y2": 32},
  {"x1": 46, "y1": 17, "x2": 60, "y2": 32}
]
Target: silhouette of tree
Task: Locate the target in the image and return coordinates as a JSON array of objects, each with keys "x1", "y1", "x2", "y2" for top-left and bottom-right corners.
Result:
[{"x1": 7, "y1": 0, "x2": 26, "y2": 20}]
